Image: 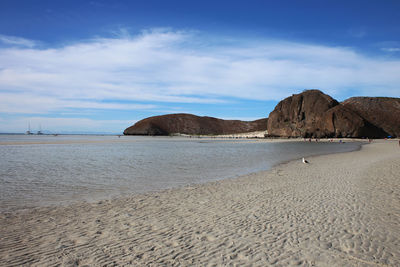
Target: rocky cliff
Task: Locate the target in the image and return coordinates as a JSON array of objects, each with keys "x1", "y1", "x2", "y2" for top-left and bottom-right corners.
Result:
[
  {"x1": 342, "y1": 97, "x2": 400, "y2": 137},
  {"x1": 266, "y1": 90, "x2": 338, "y2": 137},
  {"x1": 321, "y1": 105, "x2": 386, "y2": 138},
  {"x1": 124, "y1": 90, "x2": 398, "y2": 138},
  {"x1": 123, "y1": 114, "x2": 268, "y2": 136},
  {"x1": 267, "y1": 90, "x2": 391, "y2": 138}
]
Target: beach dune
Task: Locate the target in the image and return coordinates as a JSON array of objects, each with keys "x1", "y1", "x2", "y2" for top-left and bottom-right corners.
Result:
[{"x1": 0, "y1": 140, "x2": 399, "y2": 266}]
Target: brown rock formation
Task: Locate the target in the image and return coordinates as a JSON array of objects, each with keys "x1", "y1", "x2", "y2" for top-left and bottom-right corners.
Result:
[
  {"x1": 322, "y1": 105, "x2": 386, "y2": 138},
  {"x1": 267, "y1": 90, "x2": 338, "y2": 137},
  {"x1": 124, "y1": 91, "x2": 398, "y2": 138},
  {"x1": 267, "y1": 90, "x2": 389, "y2": 138},
  {"x1": 343, "y1": 97, "x2": 400, "y2": 137},
  {"x1": 123, "y1": 114, "x2": 268, "y2": 136}
]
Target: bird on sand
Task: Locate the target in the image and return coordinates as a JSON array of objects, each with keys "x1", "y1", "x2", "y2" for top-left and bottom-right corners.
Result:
[{"x1": 302, "y1": 157, "x2": 309, "y2": 164}]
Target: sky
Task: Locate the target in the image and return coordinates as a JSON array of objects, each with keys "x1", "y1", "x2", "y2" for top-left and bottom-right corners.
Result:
[{"x1": 0, "y1": 0, "x2": 399, "y2": 134}]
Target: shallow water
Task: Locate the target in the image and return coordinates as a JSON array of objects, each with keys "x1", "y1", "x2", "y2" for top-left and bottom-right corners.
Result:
[{"x1": 0, "y1": 135, "x2": 360, "y2": 211}]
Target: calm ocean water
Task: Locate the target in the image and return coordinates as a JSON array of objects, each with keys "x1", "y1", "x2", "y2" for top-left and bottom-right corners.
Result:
[{"x1": 0, "y1": 135, "x2": 360, "y2": 211}]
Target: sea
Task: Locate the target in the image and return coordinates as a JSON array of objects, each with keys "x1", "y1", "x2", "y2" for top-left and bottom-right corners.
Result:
[{"x1": 0, "y1": 134, "x2": 361, "y2": 211}]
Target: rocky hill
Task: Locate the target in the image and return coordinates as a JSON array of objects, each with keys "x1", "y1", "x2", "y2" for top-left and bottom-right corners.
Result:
[
  {"x1": 267, "y1": 90, "x2": 391, "y2": 138},
  {"x1": 124, "y1": 90, "x2": 399, "y2": 138},
  {"x1": 342, "y1": 97, "x2": 400, "y2": 138},
  {"x1": 123, "y1": 114, "x2": 268, "y2": 136}
]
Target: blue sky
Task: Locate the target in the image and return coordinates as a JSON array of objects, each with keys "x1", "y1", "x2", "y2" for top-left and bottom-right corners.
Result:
[{"x1": 0, "y1": 0, "x2": 399, "y2": 133}]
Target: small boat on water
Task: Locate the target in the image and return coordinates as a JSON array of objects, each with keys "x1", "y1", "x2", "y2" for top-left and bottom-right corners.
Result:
[
  {"x1": 26, "y1": 123, "x2": 33, "y2": 135},
  {"x1": 25, "y1": 123, "x2": 46, "y2": 135},
  {"x1": 37, "y1": 124, "x2": 43, "y2": 135}
]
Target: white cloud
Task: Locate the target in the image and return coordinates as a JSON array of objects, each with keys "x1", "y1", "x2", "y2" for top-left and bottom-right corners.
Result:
[
  {"x1": 0, "y1": 93, "x2": 157, "y2": 114},
  {"x1": 0, "y1": 29, "x2": 399, "y2": 117},
  {"x1": 381, "y1": 47, "x2": 400, "y2": 52},
  {"x1": 0, "y1": 34, "x2": 37, "y2": 47}
]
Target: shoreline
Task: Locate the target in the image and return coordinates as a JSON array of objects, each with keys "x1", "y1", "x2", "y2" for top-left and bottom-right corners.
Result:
[
  {"x1": 1, "y1": 141, "x2": 364, "y2": 215},
  {"x1": 0, "y1": 139, "x2": 363, "y2": 213},
  {"x1": 1, "y1": 140, "x2": 399, "y2": 266},
  {"x1": 0, "y1": 133, "x2": 389, "y2": 146}
]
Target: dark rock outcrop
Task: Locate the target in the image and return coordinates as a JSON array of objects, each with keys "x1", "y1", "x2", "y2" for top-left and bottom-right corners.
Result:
[
  {"x1": 321, "y1": 105, "x2": 387, "y2": 138},
  {"x1": 124, "y1": 114, "x2": 268, "y2": 136},
  {"x1": 124, "y1": 90, "x2": 398, "y2": 138},
  {"x1": 267, "y1": 90, "x2": 390, "y2": 138},
  {"x1": 267, "y1": 90, "x2": 337, "y2": 137},
  {"x1": 343, "y1": 97, "x2": 400, "y2": 137}
]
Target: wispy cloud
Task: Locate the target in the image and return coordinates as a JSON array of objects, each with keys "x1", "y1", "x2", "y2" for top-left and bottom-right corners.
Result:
[
  {"x1": 376, "y1": 41, "x2": 400, "y2": 53},
  {"x1": 347, "y1": 28, "x2": 367, "y2": 38},
  {"x1": 0, "y1": 29, "x2": 399, "y2": 117},
  {"x1": 0, "y1": 34, "x2": 37, "y2": 47},
  {"x1": 381, "y1": 47, "x2": 400, "y2": 52},
  {"x1": 0, "y1": 93, "x2": 157, "y2": 114}
]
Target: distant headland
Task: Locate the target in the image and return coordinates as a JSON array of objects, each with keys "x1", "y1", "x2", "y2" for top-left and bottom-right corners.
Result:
[{"x1": 124, "y1": 90, "x2": 399, "y2": 138}]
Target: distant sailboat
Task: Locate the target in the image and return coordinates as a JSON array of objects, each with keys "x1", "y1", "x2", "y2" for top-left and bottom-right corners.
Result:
[
  {"x1": 37, "y1": 124, "x2": 43, "y2": 135},
  {"x1": 26, "y1": 123, "x2": 33, "y2": 135}
]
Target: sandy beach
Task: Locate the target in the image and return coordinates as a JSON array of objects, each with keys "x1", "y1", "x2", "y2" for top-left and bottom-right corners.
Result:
[{"x1": 0, "y1": 140, "x2": 399, "y2": 266}]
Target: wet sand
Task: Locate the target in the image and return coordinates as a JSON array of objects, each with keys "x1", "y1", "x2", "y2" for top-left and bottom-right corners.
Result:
[{"x1": 0, "y1": 140, "x2": 399, "y2": 266}]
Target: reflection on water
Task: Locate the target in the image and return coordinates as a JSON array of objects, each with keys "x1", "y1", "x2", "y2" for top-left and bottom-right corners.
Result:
[{"x1": 0, "y1": 135, "x2": 360, "y2": 211}]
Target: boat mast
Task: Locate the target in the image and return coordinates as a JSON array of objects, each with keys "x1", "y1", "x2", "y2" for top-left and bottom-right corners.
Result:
[
  {"x1": 26, "y1": 122, "x2": 32, "y2": 135},
  {"x1": 37, "y1": 124, "x2": 43, "y2": 135}
]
